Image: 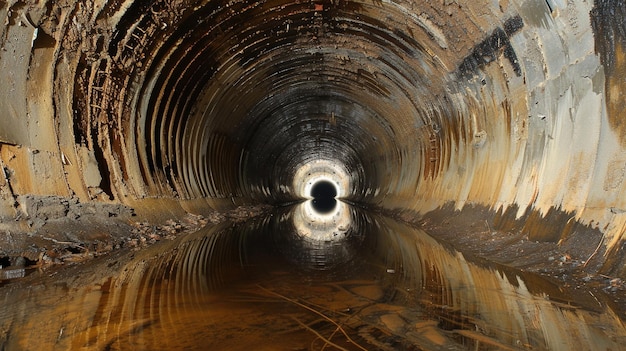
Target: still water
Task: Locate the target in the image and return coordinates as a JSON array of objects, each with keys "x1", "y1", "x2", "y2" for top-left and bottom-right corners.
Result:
[{"x1": 0, "y1": 202, "x2": 625, "y2": 350}]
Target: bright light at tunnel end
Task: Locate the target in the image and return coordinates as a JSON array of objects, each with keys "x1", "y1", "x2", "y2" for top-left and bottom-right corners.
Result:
[
  {"x1": 291, "y1": 159, "x2": 351, "y2": 239},
  {"x1": 293, "y1": 159, "x2": 350, "y2": 199}
]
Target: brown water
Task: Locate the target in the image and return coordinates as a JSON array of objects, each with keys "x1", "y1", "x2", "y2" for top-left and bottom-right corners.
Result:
[{"x1": 0, "y1": 203, "x2": 625, "y2": 350}]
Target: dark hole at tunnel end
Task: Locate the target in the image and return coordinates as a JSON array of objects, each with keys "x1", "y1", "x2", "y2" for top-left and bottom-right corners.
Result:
[
  {"x1": 311, "y1": 180, "x2": 337, "y2": 199},
  {"x1": 311, "y1": 180, "x2": 338, "y2": 214}
]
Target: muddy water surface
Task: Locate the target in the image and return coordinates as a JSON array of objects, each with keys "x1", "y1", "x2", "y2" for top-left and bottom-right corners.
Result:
[{"x1": 0, "y1": 203, "x2": 625, "y2": 350}]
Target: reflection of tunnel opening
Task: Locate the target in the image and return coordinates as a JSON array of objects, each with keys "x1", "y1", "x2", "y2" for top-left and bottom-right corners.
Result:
[
  {"x1": 310, "y1": 180, "x2": 338, "y2": 214},
  {"x1": 311, "y1": 198, "x2": 337, "y2": 214}
]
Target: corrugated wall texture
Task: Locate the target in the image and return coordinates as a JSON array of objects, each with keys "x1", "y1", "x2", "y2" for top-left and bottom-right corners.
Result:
[{"x1": 0, "y1": 0, "x2": 625, "y2": 276}]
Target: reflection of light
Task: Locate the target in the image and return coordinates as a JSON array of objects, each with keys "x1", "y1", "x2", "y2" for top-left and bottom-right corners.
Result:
[
  {"x1": 292, "y1": 200, "x2": 351, "y2": 241},
  {"x1": 293, "y1": 159, "x2": 349, "y2": 199}
]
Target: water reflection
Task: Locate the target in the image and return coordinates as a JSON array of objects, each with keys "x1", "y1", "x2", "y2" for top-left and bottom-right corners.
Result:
[
  {"x1": 292, "y1": 200, "x2": 350, "y2": 241},
  {"x1": 276, "y1": 201, "x2": 359, "y2": 271},
  {"x1": 311, "y1": 197, "x2": 337, "y2": 213},
  {"x1": 0, "y1": 205, "x2": 624, "y2": 350}
]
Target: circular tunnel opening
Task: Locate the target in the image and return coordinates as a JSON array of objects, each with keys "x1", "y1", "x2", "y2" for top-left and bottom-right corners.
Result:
[
  {"x1": 310, "y1": 180, "x2": 338, "y2": 199},
  {"x1": 310, "y1": 180, "x2": 338, "y2": 214}
]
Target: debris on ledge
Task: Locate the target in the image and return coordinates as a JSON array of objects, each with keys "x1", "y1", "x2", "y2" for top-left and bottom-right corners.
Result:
[{"x1": 0, "y1": 201, "x2": 273, "y2": 283}]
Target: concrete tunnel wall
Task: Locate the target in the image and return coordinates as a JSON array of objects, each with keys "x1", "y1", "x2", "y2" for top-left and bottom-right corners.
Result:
[{"x1": 0, "y1": 0, "x2": 625, "y2": 277}]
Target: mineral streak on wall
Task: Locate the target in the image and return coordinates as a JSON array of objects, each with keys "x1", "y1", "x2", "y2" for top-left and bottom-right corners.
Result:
[{"x1": 0, "y1": 0, "x2": 625, "y2": 276}]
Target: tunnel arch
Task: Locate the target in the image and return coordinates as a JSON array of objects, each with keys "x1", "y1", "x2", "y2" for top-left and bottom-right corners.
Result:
[{"x1": 0, "y1": 0, "x2": 625, "y2": 278}]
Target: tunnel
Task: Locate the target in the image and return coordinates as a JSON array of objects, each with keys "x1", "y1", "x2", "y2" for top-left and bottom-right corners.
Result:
[{"x1": 1, "y1": 0, "x2": 626, "y2": 349}]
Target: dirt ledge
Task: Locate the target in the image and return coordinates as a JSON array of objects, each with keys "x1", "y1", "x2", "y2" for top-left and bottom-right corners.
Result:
[
  {"x1": 0, "y1": 195, "x2": 272, "y2": 282},
  {"x1": 376, "y1": 202, "x2": 626, "y2": 318}
]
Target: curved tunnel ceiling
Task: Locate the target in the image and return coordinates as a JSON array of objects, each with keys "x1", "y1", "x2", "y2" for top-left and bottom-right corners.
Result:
[
  {"x1": 1, "y1": 0, "x2": 626, "y2": 277},
  {"x1": 108, "y1": 0, "x2": 450, "y2": 203}
]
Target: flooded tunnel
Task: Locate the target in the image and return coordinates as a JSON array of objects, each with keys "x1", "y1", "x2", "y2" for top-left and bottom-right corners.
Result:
[{"x1": 1, "y1": 0, "x2": 626, "y2": 350}]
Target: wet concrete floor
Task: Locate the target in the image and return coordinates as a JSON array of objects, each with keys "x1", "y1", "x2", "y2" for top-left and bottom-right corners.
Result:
[{"x1": 0, "y1": 202, "x2": 625, "y2": 350}]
